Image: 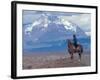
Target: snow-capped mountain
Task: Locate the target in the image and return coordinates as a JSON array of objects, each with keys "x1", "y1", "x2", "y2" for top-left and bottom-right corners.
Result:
[
  {"x1": 23, "y1": 13, "x2": 87, "y2": 43},
  {"x1": 25, "y1": 14, "x2": 76, "y2": 34}
]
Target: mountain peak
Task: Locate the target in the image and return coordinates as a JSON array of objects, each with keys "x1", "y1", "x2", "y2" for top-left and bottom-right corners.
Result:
[
  {"x1": 25, "y1": 14, "x2": 78, "y2": 34},
  {"x1": 24, "y1": 14, "x2": 87, "y2": 42}
]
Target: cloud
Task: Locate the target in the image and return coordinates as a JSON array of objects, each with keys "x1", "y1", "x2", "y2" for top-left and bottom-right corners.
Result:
[
  {"x1": 59, "y1": 14, "x2": 91, "y2": 32},
  {"x1": 23, "y1": 10, "x2": 91, "y2": 32},
  {"x1": 85, "y1": 32, "x2": 91, "y2": 36},
  {"x1": 23, "y1": 10, "x2": 81, "y2": 24}
]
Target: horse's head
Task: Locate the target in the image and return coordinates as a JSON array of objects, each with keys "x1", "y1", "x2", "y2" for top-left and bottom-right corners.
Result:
[{"x1": 68, "y1": 39, "x2": 72, "y2": 45}]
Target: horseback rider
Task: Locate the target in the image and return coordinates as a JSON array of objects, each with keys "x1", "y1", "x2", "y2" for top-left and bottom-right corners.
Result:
[
  {"x1": 73, "y1": 34, "x2": 78, "y2": 49},
  {"x1": 67, "y1": 34, "x2": 83, "y2": 60}
]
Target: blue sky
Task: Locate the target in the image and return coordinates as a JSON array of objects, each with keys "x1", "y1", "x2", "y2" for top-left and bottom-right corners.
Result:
[{"x1": 23, "y1": 10, "x2": 91, "y2": 36}]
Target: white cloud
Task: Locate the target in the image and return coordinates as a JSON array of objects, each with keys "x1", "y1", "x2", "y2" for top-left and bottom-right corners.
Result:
[
  {"x1": 60, "y1": 18, "x2": 76, "y2": 32},
  {"x1": 25, "y1": 20, "x2": 41, "y2": 34},
  {"x1": 85, "y1": 32, "x2": 91, "y2": 36},
  {"x1": 24, "y1": 13, "x2": 50, "y2": 35},
  {"x1": 59, "y1": 14, "x2": 91, "y2": 32}
]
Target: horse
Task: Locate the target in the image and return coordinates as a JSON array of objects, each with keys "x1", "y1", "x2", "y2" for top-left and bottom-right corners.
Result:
[{"x1": 67, "y1": 39, "x2": 83, "y2": 61}]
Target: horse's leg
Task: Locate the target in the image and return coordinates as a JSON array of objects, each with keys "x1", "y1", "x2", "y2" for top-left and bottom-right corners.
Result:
[
  {"x1": 71, "y1": 53, "x2": 73, "y2": 60},
  {"x1": 68, "y1": 49, "x2": 73, "y2": 60},
  {"x1": 79, "y1": 46, "x2": 83, "y2": 62},
  {"x1": 78, "y1": 52, "x2": 81, "y2": 62}
]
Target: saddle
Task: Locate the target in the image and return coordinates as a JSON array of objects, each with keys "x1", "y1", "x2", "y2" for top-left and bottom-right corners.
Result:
[{"x1": 73, "y1": 45, "x2": 79, "y2": 51}]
